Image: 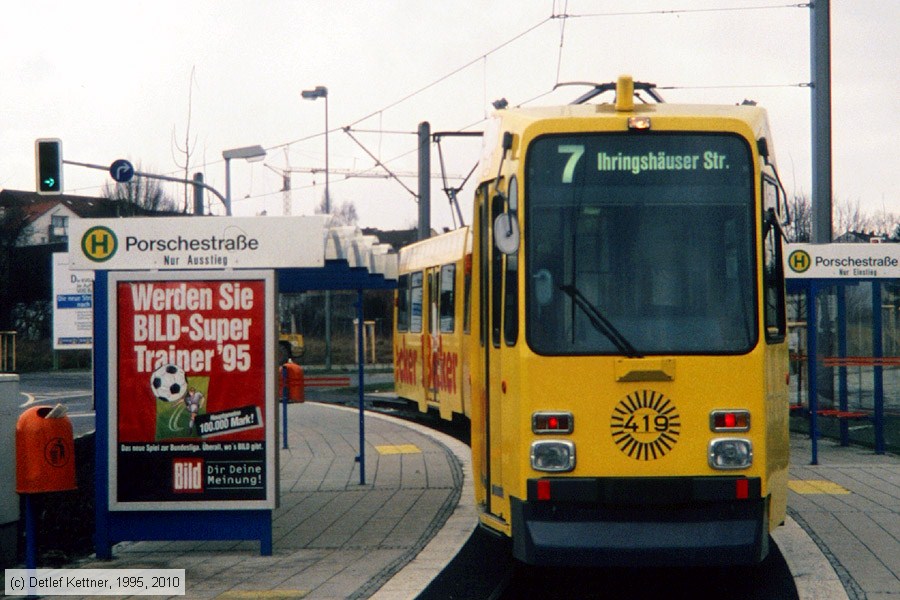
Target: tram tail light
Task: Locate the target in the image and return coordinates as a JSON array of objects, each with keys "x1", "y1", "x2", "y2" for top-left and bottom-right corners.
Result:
[
  {"x1": 532, "y1": 412, "x2": 573, "y2": 434},
  {"x1": 536, "y1": 479, "x2": 551, "y2": 501},
  {"x1": 708, "y1": 438, "x2": 753, "y2": 470},
  {"x1": 530, "y1": 441, "x2": 575, "y2": 472},
  {"x1": 710, "y1": 410, "x2": 750, "y2": 432}
]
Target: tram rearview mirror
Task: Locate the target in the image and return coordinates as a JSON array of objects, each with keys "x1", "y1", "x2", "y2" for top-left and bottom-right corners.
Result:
[
  {"x1": 533, "y1": 269, "x2": 553, "y2": 305},
  {"x1": 493, "y1": 212, "x2": 519, "y2": 255}
]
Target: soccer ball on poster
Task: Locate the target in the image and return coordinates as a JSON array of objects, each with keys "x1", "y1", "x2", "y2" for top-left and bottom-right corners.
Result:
[{"x1": 151, "y1": 363, "x2": 188, "y2": 403}]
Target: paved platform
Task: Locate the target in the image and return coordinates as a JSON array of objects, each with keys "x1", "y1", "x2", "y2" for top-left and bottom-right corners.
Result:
[
  {"x1": 25, "y1": 395, "x2": 899, "y2": 600},
  {"x1": 784, "y1": 434, "x2": 900, "y2": 600},
  {"x1": 68, "y1": 402, "x2": 475, "y2": 599}
]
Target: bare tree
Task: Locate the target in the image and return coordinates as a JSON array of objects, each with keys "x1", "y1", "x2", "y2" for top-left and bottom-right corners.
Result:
[
  {"x1": 102, "y1": 174, "x2": 177, "y2": 213},
  {"x1": 785, "y1": 193, "x2": 812, "y2": 243},
  {"x1": 833, "y1": 198, "x2": 873, "y2": 238},
  {"x1": 172, "y1": 66, "x2": 199, "y2": 213},
  {"x1": 315, "y1": 194, "x2": 359, "y2": 227},
  {"x1": 0, "y1": 204, "x2": 30, "y2": 328},
  {"x1": 785, "y1": 194, "x2": 898, "y2": 242},
  {"x1": 870, "y1": 206, "x2": 900, "y2": 240}
]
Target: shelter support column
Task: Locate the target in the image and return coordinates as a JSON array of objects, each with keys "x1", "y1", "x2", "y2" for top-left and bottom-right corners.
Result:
[{"x1": 872, "y1": 282, "x2": 885, "y2": 454}]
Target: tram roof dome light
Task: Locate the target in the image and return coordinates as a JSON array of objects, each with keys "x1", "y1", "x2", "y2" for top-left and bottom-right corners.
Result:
[{"x1": 627, "y1": 116, "x2": 651, "y2": 130}]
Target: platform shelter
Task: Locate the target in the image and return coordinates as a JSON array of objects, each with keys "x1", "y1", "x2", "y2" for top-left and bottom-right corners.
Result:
[
  {"x1": 68, "y1": 216, "x2": 397, "y2": 557},
  {"x1": 785, "y1": 243, "x2": 900, "y2": 464}
]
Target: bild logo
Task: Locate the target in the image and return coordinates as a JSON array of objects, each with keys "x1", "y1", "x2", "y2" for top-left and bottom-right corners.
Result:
[
  {"x1": 173, "y1": 458, "x2": 204, "y2": 493},
  {"x1": 81, "y1": 226, "x2": 118, "y2": 262}
]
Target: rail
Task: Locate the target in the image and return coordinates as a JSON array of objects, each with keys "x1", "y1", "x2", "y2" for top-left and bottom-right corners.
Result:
[{"x1": 304, "y1": 375, "x2": 352, "y2": 388}]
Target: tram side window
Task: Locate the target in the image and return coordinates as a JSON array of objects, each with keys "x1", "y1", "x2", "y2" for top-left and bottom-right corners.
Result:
[
  {"x1": 410, "y1": 271, "x2": 424, "y2": 333},
  {"x1": 491, "y1": 193, "x2": 504, "y2": 347},
  {"x1": 463, "y1": 257, "x2": 472, "y2": 334},
  {"x1": 397, "y1": 274, "x2": 410, "y2": 332},
  {"x1": 440, "y1": 264, "x2": 456, "y2": 333},
  {"x1": 763, "y1": 177, "x2": 786, "y2": 342}
]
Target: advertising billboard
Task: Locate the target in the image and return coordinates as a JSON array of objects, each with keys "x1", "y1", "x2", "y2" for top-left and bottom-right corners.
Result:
[
  {"x1": 107, "y1": 271, "x2": 275, "y2": 511},
  {"x1": 52, "y1": 253, "x2": 94, "y2": 350}
]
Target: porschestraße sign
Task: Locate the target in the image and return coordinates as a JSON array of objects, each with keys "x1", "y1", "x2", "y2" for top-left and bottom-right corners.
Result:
[
  {"x1": 785, "y1": 243, "x2": 900, "y2": 279},
  {"x1": 69, "y1": 216, "x2": 327, "y2": 270}
]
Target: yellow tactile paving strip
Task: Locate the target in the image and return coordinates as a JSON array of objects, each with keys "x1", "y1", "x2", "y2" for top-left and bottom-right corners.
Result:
[
  {"x1": 788, "y1": 479, "x2": 851, "y2": 495},
  {"x1": 375, "y1": 444, "x2": 422, "y2": 455}
]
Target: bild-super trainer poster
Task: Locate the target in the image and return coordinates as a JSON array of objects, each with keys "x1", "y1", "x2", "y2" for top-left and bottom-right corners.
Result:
[{"x1": 108, "y1": 271, "x2": 275, "y2": 511}]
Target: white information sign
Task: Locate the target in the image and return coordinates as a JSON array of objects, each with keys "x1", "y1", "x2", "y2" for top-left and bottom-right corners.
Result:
[
  {"x1": 785, "y1": 243, "x2": 900, "y2": 279},
  {"x1": 69, "y1": 216, "x2": 327, "y2": 271},
  {"x1": 52, "y1": 252, "x2": 94, "y2": 350}
]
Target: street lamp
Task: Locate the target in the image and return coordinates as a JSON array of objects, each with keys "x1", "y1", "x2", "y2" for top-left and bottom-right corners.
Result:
[
  {"x1": 222, "y1": 144, "x2": 267, "y2": 216},
  {"x1": 302, "y1": 85, "x2": 332, "y2": 369},
  {"x1": 301, "y1": 86, "x2": 329, "y2": 214}
]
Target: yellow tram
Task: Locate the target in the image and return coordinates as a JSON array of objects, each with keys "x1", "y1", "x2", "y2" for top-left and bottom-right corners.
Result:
[{"x1": 394, "y1": 75, "x2": 790, "y2": 566}]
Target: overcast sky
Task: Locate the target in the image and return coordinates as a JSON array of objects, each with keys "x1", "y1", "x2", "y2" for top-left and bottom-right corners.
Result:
[{"x1": 1, "y1": 0, "x2": 897, "y2": 232}]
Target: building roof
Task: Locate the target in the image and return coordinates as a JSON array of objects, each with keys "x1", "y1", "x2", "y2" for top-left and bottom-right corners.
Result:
[{"x1": 0, "y1": 188, "x2": 168, "y2": 222}]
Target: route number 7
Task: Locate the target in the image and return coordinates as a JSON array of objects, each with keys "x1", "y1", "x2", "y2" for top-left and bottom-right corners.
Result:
[{"x1": 558, "y1": 145, "x2": 584, "y2": 183}]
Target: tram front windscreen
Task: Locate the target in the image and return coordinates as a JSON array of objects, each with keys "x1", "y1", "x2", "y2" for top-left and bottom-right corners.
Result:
[{"x1": 525, "y1": 132, "x2": 757, "y2": 356}]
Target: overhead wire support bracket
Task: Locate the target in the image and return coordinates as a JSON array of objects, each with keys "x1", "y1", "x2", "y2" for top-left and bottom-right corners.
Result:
[
  {"x1": 342, "y1": 127, "x2": 417, "y2": 199},
  {"x1": 432, "y1": 131, "x2": 483, "y2": 228}
]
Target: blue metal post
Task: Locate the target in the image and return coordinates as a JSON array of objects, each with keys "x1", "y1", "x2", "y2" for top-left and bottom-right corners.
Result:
[
  {"x1": 24, "y1": 495, "x2": 36, "y2": 569},
  {"x1": 356, "y1": 290, "x2": 366, "y2": 485},
  {"x1": 837, "y1": 285, "x2": 849, "y2": 445},
  {"x1": 807, "y1": 282, "x2": 819, "y2": 465},
  {"x1": 93, "y1": 270, "x2": 112, "y2": 559},
  {"x1": 872, "y1": 281, "x2": 885, "y2": 454}
]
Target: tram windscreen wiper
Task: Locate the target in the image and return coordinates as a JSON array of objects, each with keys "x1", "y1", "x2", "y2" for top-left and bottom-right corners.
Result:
[{"x1": 559, "y1": 284, "x2": 642, "y2": 358}]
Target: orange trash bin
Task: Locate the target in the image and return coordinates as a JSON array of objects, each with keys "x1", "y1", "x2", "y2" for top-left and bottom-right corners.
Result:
[
  {"x1": 16, "y1": 405, "x2": 77, "y2": 493},
  {"x1": 283, "y1": 360, "x2": 305, "y2": 403}
]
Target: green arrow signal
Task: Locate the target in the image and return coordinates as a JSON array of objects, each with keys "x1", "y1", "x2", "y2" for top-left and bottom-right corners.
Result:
[{"x1": 43, "y1": 177, "x2": 56, "y2": 188}]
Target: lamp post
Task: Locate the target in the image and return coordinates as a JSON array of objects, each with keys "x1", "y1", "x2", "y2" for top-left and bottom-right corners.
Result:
[
  {"x1": 301, "y1": 86, "x2": 329, "y2": 214},
  {"x1": 222, "y1": 144, "x2": 267, "y2": 216},
  {"x1": 302, "y1": 85, "x2": 332, "y2": 370}
]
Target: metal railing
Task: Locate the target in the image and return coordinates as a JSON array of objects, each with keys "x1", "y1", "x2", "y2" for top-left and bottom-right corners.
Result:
[{"x1": 0, "y1": 331, "x2": 16, "y2": 372}]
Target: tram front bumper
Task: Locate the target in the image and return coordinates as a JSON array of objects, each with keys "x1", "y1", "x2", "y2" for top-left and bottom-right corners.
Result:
[{"x1": 511, "y1": 476, "x2": 769, "y2": 567}]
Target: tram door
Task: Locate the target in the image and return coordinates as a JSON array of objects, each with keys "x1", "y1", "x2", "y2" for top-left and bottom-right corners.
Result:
[
  {"x1": 480, "y1": 190, "x2": 507, "y2": 520},
  {"x1": 434, "y1": 264, "x2": 462, "y2": 419},
  {"x1": 424, "y1": 269, "x2": 439, "y2": 405},
  {"x1": 407, "y1": 271, "x2": 426, "y2": 410}
]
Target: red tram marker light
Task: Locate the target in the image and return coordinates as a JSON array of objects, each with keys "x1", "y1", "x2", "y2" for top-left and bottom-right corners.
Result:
[
  {"x1": 735, "y1": 478, "x2": 749, "y2": 499},
  {"x1": 537, "y1": 479, "x2": 551, "y2": 501},
  {"x1": 532, "y1": 412, "x2": 574, "y2": 434},
  {"x1": 710, "y1": 410, "x2": 750, "y2": 432}
]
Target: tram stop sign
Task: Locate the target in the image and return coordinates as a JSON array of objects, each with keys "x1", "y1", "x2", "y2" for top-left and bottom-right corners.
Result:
[{"x1": 109, "y1": 159, "x2": 135, "y2": 183}]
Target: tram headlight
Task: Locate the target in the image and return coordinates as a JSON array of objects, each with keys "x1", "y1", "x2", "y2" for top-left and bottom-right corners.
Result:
[
  {"x1": 530, "y1": 440, "x2": 575, "y2": 472},
  {"x1": 708, "y1": 438, "x2": 753, "y2": 470}
]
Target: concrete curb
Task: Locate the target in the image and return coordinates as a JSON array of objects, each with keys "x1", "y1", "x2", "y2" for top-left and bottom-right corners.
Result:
[
  {"x1": 772, "y1": 516, "x2": 849, "y2": 600},
  {"x1": 353, "y1": 409, "x2": 477, "y2": 600}
]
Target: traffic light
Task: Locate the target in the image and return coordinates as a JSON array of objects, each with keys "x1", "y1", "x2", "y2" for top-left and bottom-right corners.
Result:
[{"x1": 35, "y1": 138, "x2": 63, "y2": 194}]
